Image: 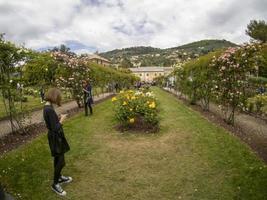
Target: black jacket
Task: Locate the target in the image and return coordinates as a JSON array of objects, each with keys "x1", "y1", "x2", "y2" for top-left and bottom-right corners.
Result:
[
  {"x1": 43, "y1": 105, "x2": 70, "y2": 157},
  {"x1": 83, "y1": 85, "x2": 93, "y2": 104}
]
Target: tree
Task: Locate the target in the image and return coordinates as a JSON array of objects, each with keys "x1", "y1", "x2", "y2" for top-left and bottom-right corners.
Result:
[
  {"x1": 258, "y1": 44, "x2": 267, "y2": 77},
  {"x1": 23, "y1": 52, "x2": 61, "y2": 85},
  {"x1": 183, "y1": 51, "x2": 221, "y2": 110},
  {"x1": 118, "y1": 68, "x2": 132, "y2": 73},
  {"x1": 119, "y1": 58, "x2": 133, "y2": 68},
  {"x1": 0, "y1": 34, "x2": 30, "y2": 132},
  {"x1": 51, "y1": 44, "x2": 75, "y2": 56},
  {"x1": 246, "y1": 20, "x2": 267, "y2": 43}
]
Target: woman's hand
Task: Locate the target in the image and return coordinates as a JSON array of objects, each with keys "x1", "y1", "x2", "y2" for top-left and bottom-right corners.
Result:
[{"x1": 60, "y1": 114, "x2": 68, "y2": 124}]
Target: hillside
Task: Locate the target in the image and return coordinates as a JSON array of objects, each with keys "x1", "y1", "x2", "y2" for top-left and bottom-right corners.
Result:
[
  {"x1": 168, "y1": 39, "x2": 237, "y2": 54},
  {"x1": 101, "y1": 46, "x2": 162, "y2": 58},
  {"x1": 100, "y1": 39, "x2": 237, "y2": 67}
]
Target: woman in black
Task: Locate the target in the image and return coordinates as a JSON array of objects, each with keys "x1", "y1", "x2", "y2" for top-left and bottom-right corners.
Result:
[
  {"x1": 43, "y1": 88, "x2": 72, "y2": 196},
  {"x1": 83, "y1": 80, "x2": 93, "y2": 116},
  {"x1": 40, "y1": 86, "x2": 45, "y2": 103}
]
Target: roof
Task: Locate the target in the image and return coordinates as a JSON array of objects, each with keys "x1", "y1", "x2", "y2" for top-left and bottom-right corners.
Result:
[
  {"x1": 85, "y1": 54, "x2": 111, "y2": 63},
  {"x1": 129, "y1": 66, "x2": 173, "y2": 72}
]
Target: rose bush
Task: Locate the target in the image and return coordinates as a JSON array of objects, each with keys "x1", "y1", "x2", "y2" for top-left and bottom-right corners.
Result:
[
  {"x1": 161, "y1": 42, "x2": 265, "y2": 125},
  {"x1": 112, "y1": 89, "x2": 159, "y2": 132},
  {"x1": 211, "y1": 43, "x2": 261, "y2": 124},
  {"x1": 52, "y1": 51, "x2": 138, "y2": 107},
  {"x1": 52, "y1": 51, "x2": 90, "y2": 107}
]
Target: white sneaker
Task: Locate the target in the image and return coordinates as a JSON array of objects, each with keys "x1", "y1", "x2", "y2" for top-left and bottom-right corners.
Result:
[
  {"x1": 51, "y1": 183, "x2": 66, "y2": 196},
  {"x1": 58, "y1": 175, "x2": 73, "y2": 184}
]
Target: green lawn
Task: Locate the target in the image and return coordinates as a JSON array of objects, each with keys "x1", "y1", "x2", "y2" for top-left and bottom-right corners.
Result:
[
  {"x1": 0, "y1": 95, "x2": 42, "y2": 119},
  {"x1": 0, "y1": 88, "x2": 267, "y2": 199}
]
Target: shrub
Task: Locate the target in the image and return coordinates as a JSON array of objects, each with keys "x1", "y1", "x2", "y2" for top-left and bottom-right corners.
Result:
[
  {"x1": 112, "y1": 89, "x2": 159, "y2": 132},
  {"x1": 14, "y1": 96, "x2": 28, "y2": 102},
  {"x1": 247, "y1": 94, "x2": 267, "y2": 113},
  {"x1": 23, "y1": 88, "x2": 39, "y2": 97}
]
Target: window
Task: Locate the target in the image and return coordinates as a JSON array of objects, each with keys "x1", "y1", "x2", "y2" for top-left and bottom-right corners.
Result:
[
  {"x1": 146, "y1": 73, "x2": 149, "y2": 76},
  {"x1": 155, "y1": 73, "x2": 157, "y2": 76},
  {"x1": 140, "y1": 74, "x2": 142, "y2": 76}
]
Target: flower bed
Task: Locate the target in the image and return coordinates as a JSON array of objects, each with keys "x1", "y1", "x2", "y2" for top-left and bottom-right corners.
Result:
[{"x1": 112, "y1": 89, "x2": 159, "y2": 132}]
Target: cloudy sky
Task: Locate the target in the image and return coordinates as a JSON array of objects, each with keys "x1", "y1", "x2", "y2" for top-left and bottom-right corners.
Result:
[{"x1": 0, "y1": 0, "x2": 266, "y2": 53}]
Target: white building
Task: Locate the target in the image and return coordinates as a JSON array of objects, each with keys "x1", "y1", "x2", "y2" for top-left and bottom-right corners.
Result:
[{"x1": 129, "y1": 66, "x2": 173, "y2": 83}]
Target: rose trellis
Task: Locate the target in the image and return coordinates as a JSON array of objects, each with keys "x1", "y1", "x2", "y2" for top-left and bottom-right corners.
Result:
[
  {"x1": 52, "y1": 51, "x2": 90, "y2": 107},
  {"x1": 0, "y1": 35, "x2": 31, "y2": 132},
  {"x1": 164, "y1": 42, "x2": 263, "y2": 125},
  {"x1": 210, "y1": 43, "x2": 261, "y2": 124},
  {"x1": 52, "y1": 51, "x2": 138, "y2": 107}
]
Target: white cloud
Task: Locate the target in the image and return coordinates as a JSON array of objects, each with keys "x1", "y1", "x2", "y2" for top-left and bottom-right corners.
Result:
[{"x1": 0, "y1": 0, "x2": 266, "y2": 52}]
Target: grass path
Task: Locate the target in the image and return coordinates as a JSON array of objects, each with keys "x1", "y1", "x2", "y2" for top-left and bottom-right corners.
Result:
[{"x1": 1, "y1": 88, "x2": 267, "y2": 199}]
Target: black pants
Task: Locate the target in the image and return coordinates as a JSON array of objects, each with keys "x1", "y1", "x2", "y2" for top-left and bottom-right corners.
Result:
[
  {"x1": 84, "y1": 101, "x2": 93, "y2": 116},
  {"x1": 53, "y1": 154, "x2": 65, "y2": 184}
]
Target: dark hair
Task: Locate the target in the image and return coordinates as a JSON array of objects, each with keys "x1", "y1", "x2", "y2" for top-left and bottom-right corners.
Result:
[{"x1": 45, "y1": 88, "x2": 62, "y2": 106}]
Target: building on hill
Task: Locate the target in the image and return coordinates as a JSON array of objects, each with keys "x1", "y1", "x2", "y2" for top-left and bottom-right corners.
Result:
[
  {"x1": 83, "y1": 54, "x2": 111, "y2": 66},
  {"x1": 129, "y1": 66, "x2": 173, "y2": 83}
]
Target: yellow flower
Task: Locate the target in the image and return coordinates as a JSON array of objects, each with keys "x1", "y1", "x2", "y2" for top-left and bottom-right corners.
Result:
[
  {"x1": 119, "y1": 90, "x2": 124, "y2": 94},
  {"x1": 146, "y1": 101, "x2": 150, "y2": 104},
  {"x1": 131, "y1": 96, "x2": 136, "y2": 100},
  {"x1": 149, "y1": 101, "x2": 156, "y2": 108},
  {"x1": 123, "y1": 101, "x2": 127, "y2": 106},
  {"x1": 129, "y1": 118, "x2": 135, "y2": 123},
  {"x1": 130, "y1": 108, "x2": 133, "y2": 111},
  {"x1": 111, "y1": 97, "x2": 117, "y2": 102}
]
